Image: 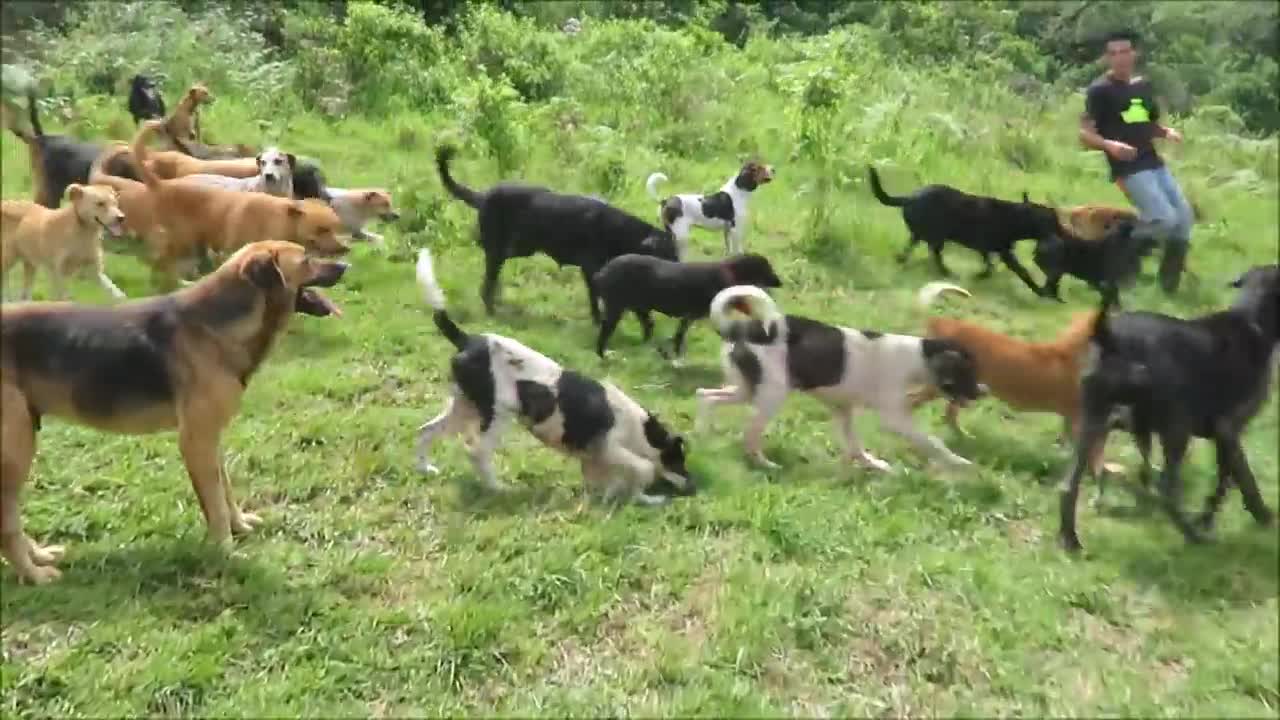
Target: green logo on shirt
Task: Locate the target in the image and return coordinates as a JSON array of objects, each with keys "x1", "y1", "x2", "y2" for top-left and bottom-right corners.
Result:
[{"x1": 1120, "y1": 98, "x2": 1151, "y2": 124}]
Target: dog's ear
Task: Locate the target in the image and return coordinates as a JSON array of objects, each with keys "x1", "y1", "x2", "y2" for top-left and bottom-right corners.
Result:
[
  {"x1": 287, "y1": 203, "x2": 305, "y2": 218},
  {"x1": 287, "y1": 153, "x2": 297, "y2": 170},
  {"x1": 365, "y1": 191, "x2": 380, "y2": 201},
  {"x1": 240, "y1": 251, "x2": 284, "y2": 290},
  {"x1": 255, "y1": 153, "x2": 265, "y2": 169},
  {"x1": 67, "y1": 184, "x2": 84, "y2": 202}
]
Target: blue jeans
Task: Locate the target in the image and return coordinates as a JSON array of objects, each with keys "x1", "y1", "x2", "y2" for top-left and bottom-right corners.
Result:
[{"x1": 1118, "y1": 166, "x2": 1193, "y2": 247}]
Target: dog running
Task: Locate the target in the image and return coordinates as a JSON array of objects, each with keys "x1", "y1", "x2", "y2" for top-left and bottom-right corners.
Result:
[
  {"x1": 645, "y1": 160, "x2": 775, "y2": 258},
  {"x1": 176, "y1": 147, "x2": 298, "y2": 197},
  {"x1": 868, "y1": 165, "x2": 1064, "y2": 299},
  {"x1": 0, "y1": 240, "x2": 348, "y2": 583},
  {"x1": 1, "y1": 184, "x2": 128, "y2": 302},
  {"x1": 412, "y1": 249, "x2": 694, "y2": 505},
  {"x1": 695, "y1": 285, "x2": 986, "y2": 471},
  {"x1": 436, "y1": 143, "x2": 679, "y2": 321},
  {"x1": 1059, "y1": 264, "x2": 1279, "y2": 552}
]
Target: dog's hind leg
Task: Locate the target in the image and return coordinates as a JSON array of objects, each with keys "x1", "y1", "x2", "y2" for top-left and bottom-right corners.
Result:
[
  {"x1": 1153, "y1": 428, "x2": 1206, "y2": 544},
  {"x1": 835, "y1": 408, "x2": 891, "y2": 473},
  {"x1": 895, "y1": 233, "x2": 922, "y2": 265},
  {"x1": 480, "y1": 254, "x2": 505, "y2": 316},
  {"x1": 743, "y1": 389, "x2": 787, "y2": 469},
  {"x1": 1058, "y1": 408, "x2": 1111, "y2": 551},
  {"x1": 974, "y1": 253, "x2": 996, "y2": 280},
  {"x1": 596, "y1": 305, "x2": 625, "y2": 358},
  {"x1": 0, "y1": 387, "x2": 62, "y2": 584}
]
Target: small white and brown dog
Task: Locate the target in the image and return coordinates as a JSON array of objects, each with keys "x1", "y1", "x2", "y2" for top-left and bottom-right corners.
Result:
[
  {"x1": 645, "y1": 161, "x2": 774, "y2": 258},
  {"x1": 412, "y1": 249, "x2": 694, "y2": 505},
  {"x1": 327, "y1": 188, "x2": 400, "y2": 245},
  {"x1": 176, "y1": 147, "x2": 296, "y2": 197},
  {"x1": 1, "y1": 184, "x2": 128, "y2": 302},
  {"x1": 695, "y1": 285, "x2": 987, "y2": 472}
]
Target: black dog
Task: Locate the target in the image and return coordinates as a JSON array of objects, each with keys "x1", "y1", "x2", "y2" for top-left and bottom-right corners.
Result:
[
  {"x1": 126, "y1": 74, "x2": 166, "y2": 125},
  {"x1": 436, "y1": 144, "x2": 680, "y2": 321},
  {"x1": 868, "y1": 166, "x2": 1063, "y2": 298},
  {"x1": 592, "y1": 253, "x2": 784, "y2": 359},
  {"x1": 1033, "y1": 219, "x2": 1159, "y2": 305},
  {"x1": 1059, "y1": 264, "x2": 1279, "y2": 552},
  {"x1": 13, "y1": 90, "x2": 140, "y2": 208},
  {"x1": 289, "y1": 158, "x2": 331, "y2": 202}
]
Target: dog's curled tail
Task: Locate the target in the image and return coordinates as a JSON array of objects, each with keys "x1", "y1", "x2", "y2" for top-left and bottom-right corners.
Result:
[
  {"x1": 416, "y1": 249, "x2": 469, "y2": 351},
  {"x1": 88, "y1": 143, "x2": 137, "y2": 191},
  {"x1": 710, "y1": 285, "x2": 784, "y2": 344},
  {"x1": 645, "y1": 172, "x2": 668, "y2": 201},
  {"x1": 434, "y1": 144, "x2": 484, "y2": 209},
  {"x1": 917, "y1": 282, "x2": 972, "y2": 310},
  {"x1": 867, "y1": 165, "x2": 908, "y2": 207}
]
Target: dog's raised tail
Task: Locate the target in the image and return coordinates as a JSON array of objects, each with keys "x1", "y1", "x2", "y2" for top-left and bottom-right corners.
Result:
[
  {"x1": 710, "y1": 285, "x2": 784, "y2": 344},
  {"x1": 434, "y1": 144, "x2": 484, "y2": 209},
  {"x1": 130, "y1": 120, "x2": 165, "y2": 188},
  {"x1": 415, "y1": 249, "x2": 469, "y2": 350},
  {"x1": 645, "y1": 172, "x2": 668, "y2": 201},
  {"x1": 917, "y1": 282, "x2": 971, "y2": 310},
  {"x1": 867, "y1": 165, "x2": 909, "y2": 207}
]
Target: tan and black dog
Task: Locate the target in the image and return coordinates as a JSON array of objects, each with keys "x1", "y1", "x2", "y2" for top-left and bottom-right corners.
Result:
[
  {"x1": 1, "y1": 184, "x2": 128, "y2": 301},
  {"x1": 0, "y1": 240, "x2": 348, "y2": 584}
]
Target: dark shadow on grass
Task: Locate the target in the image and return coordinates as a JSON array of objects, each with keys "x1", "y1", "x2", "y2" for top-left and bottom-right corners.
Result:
[
  {"x1": 0, "y1": 537, "x2": 289, "y2": 627},
  {"x1": 1107, "y1": 523, "x2": 1279, "y2": 608}
]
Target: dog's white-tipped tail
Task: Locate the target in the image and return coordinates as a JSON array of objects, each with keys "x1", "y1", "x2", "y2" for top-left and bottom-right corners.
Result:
[
  {"x1": 645, "y1": 172, "x2": 668, "y2": 201},
  {"x1": 416, "y1": 248, "x2": 447, "y2": 310},
  {"x1": 917, "y1": 282, "x2": 971, "y2": 309},
  {"x1": 710, "y1": 285, "x2": 783, "y2": 341}
]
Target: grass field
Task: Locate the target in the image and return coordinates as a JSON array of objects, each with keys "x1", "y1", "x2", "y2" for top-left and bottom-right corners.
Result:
[{"x1": 2, "y1": 14, "x2": 1278, "y2": 716}]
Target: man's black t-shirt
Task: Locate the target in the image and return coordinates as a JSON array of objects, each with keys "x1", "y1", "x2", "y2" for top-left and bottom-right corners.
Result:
[{"x1": 1083, "y1": 74, "x2": 1164, "y2": 181}]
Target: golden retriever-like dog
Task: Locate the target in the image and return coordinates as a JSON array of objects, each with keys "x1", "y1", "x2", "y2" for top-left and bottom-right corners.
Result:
[
  {"x1": 0, "y1": 240, "x2": 348, "y2": 583},
  {"x1": 1, "y1": 184, "x2": 128, "y2": 302}
]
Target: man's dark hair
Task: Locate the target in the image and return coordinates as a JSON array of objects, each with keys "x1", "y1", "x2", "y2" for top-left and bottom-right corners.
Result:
[{"x1": 1104, "y1": 29, "x2": 1139, "y2": 49}]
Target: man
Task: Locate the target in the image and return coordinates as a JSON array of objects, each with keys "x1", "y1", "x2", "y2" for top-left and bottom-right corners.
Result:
[{"x1": 1079, "y1": 29, "x2": 1193, "y2": 294}]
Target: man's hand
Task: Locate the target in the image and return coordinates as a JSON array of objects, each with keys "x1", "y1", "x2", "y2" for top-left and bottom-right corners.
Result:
[
  {"x1": 1161, "y1": 126, "x2": 1183, "y2": 143},
  {"x1": 1104, "y1": 140, "x2": 1138, "y2": 161}
]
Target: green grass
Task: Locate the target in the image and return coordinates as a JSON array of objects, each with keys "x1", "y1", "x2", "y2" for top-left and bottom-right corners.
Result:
[{"x1": 2, "y1": 36, "x2": 1278, "y2": 717}]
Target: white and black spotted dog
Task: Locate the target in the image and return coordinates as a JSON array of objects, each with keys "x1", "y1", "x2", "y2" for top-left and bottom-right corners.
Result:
[
  {"x1": 178, "y1": 147, "x2": 297, "y2": 197},
  {"x1": 413, "y1": 249, "x2": 694, "y2": 505},
  {"x1": 645, "y1": 161, "x2": 774, "y2": 258},
  {"x1": 695, "y1": 286, "x2": 987, "y2": 472}
]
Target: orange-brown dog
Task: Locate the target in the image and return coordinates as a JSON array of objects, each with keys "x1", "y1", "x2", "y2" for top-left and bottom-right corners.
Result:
[
  {"x1": 90, "y1": 124, "x2": 348, "y2": 289},
  {"x1": 1058, "y1": 204, "x2": 1138, "y2": 242},
  {"x1": 0, "y1": 240, "x2": 347, "y2": 583},
  {"x1": 910, "y1": 281, "x2": 1114, "y2": 474}
]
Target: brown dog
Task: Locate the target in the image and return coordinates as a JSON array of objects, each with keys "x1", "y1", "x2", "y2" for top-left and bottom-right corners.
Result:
[
  {"x1": 1, "y1": 184, "x2": 128, "y2": 302},
  {"x1": 910, "y1": 282, "x2": 1114, "y2": 474},
  {"x1": 1058, "y1": 204, "x2": 1138, "y2": 242},
  {"x1": 162, "y1": 83, "x2": 213, "y2": 146},
  {"x1": 91, "y1": 125, "x2": 348, "y2": 289},
  {"x1": 0, "y1": 240, "x2": 347, "y2": 583}
]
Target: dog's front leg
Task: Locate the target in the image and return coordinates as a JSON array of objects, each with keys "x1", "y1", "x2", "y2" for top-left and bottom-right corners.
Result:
[
  {"x1": 579, "y1": 266, "x2": 602, "y2": 325},
  {"x1": 835, "y1": 409, "x2": 891, "y2": 473},
  {"x1": 92, "y1": 252, "x2": 127, "y2": 299},
  {"x1": 468, "y1": 414, "x2": 511, "y2": 493},
  {"x1": 694, "y1": 385, "x2": 744, "y2": 432},
  {"x1": 1205, "y1": 433, "x2": 1274, "y2": 530},
  {"x1": 999, "y1": 249, "x2": 1054, "y2": 300},
  {"x1": 880, "y1": 405, "x2": 971, "y2": 469},
  {"x1": 664, "y1": 317, "x2": 696, "y2": 367},
  {"x1": 18, "y1": 261, "x2": 36, "y2": 301},
  {"x1": 1058, "y1": 412, "x2": 1110, "y2": 552},
  {"x1": 415, "y1": 397, "x2": 466, "y2": 475},
  {"x1": 0, "y1": 393, "x2": 63, "y2": 584},
  {"x1": 744, "y1": 391, "x2": 786, "y2": 469},
  {"x1": 179, "y1": 426, "x2": 233, "y2": 548},
  {"x1": 928, "y1": 243, "x2": 953, "y2": 277},
  {"x1": 1154, "y1": 430, "x2": 1207, "y2": 544}
]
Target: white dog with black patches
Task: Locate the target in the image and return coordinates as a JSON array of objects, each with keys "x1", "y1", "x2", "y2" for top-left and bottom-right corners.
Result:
[
  {"x1": 176, "y1": 147, "x2": 296, "y2": 197},
  {"x1": 413, "y1": 249, "x2": 694, "y2": 505},
  {"x1": 695, "y1": 285, "x2": 987, "y2": 471},
  {"x1": 645, "y1": 161, "x2": 775, "y2": 258}
]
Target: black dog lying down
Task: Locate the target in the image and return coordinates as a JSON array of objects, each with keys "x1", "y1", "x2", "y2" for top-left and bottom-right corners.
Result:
[
  {"x1": 435, "y1": 144, "x2": 680, "y2": 321},
  {"x1": 1033, "y1": 219, "x2": 1159, "y2": 305},
  {"x1": 1059, "y1": 264, "x2": 1279, "y2": 552},
  {"x1": 126, "y1": 73, "x2": 166, "y2": 125},
  {"x1": 868, "y1": 166, "x2": 1063, "y2": 299},
  {"x1": 592, "y1": 252, "x2": 783, "y2": 360},
  {"x1": 11, "y1": 90, "x2": 141, "y2": 208}
]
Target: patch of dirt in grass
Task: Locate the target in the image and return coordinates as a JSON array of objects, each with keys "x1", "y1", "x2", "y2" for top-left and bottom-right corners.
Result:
[{"x1": 1, "y1": 622, "x2": 84, "y2": 665}]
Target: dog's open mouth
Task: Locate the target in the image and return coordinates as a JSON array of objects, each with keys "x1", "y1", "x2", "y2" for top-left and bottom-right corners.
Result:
[
  {"x1": 295, "y1": 288, "x2": 341, "y2": 317},
  {"x1": 382, "y1": 210, "x2": 401, "y2": 221},
  {"x1": 99, "y1": 218, "x2": 127, "y2": 238}
]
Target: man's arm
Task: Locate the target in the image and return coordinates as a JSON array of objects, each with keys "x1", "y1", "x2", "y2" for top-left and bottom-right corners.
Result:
[{"x1": 1079, "y1": 113, "x2": 1110, "y2": 151}]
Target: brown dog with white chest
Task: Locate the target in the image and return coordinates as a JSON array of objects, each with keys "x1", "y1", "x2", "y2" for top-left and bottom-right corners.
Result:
[
  {"x1": 0, "y1": 240, "x2": 347, "y2": 584},
  {"x1": 909, "y1": 281, "x2": 1114, "y2": 474}
]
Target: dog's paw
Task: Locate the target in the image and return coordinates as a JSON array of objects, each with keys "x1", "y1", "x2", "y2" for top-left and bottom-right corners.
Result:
[
  {"x1": 860, "y1": 453, "x2": 894, "y2": 473},
  {"x1": 1059, "y1": 533, "x2": 1084, "y2": 554},
  {"x1": 20, "y1": 564, "x2": 62, "y2": 585},
  {"x1": 634, "y1": 493, "x2": 671, "y2": 507},
  {"x1": 29, "y1": 543, "x2": 65, "y2": 566},
  {"x1": 416, "y1": 459, "x2": 442, "y2": 476},
  {"x1": 749, "y1": 452, "x2": 781, "y2": 470},
  {"x1": 231, "y1": 511, "x2": 263, "y2": 535}
]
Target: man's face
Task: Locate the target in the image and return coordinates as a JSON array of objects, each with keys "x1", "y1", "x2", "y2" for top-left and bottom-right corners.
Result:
[{"x1": 1105, "y1": 40, "x2": 1136, "y2": 77}]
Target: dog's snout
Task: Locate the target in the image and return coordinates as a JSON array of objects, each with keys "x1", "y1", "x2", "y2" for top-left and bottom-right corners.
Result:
[
  {"x1": 311, "y1": 261, "x2": 349, "y2": 287},
  {"x1": 976, "y1": 383, "x2": 990, "y2": 396}
]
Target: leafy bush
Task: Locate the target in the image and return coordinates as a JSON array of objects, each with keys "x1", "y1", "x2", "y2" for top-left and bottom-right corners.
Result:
[{"x1": 458, "y1": 5, "x2": 569, "y2": 103}]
